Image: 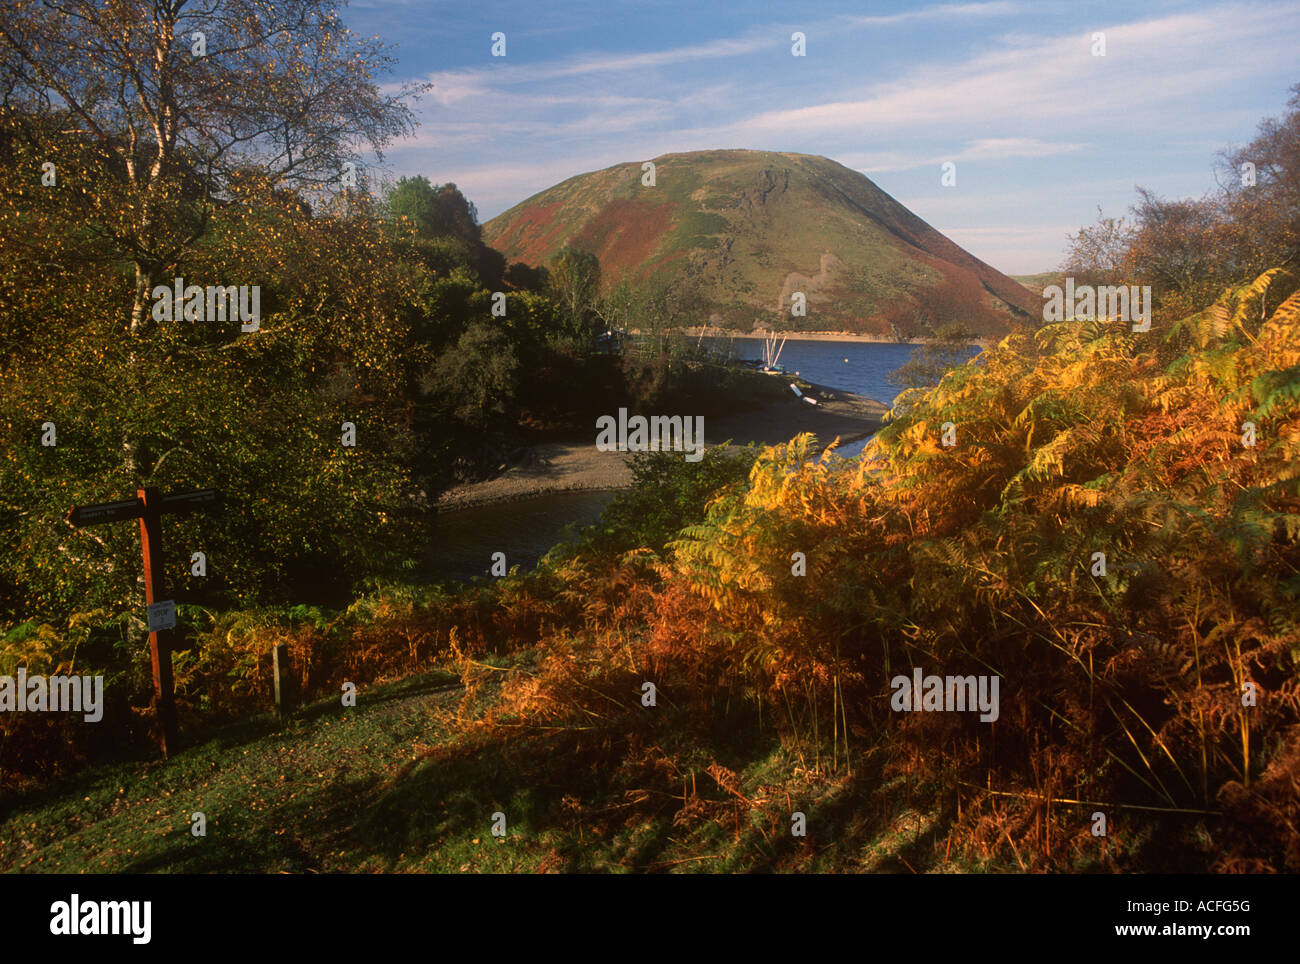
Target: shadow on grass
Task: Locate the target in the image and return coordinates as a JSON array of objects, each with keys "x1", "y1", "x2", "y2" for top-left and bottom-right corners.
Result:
[
  {"x1": 6, "y1": 677, "x2": 974, "y2": 874},
  {"x1": 198, "y1": 671, "x2": 463, "y2": 753},
  {"x1": 329, "y1": 704, "x2": 800, "y2": 872},
  {"x1": 117, "y1": 773, "x2": 387, "y2": 873},
  {"x1": 0, "y1": 671, "x2": 461, "y2": 828},
  {"x1": 678, "y1": 745, "x2": 947, "y2": 874}
]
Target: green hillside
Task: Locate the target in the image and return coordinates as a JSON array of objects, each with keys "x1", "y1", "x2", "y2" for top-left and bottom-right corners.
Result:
[
  {"x1": 484, "y1": 149, "x2": 1035, "y2": 336},
  {"x1": 1010, "y1": 271, "x2": 1064, "y2": 295}
]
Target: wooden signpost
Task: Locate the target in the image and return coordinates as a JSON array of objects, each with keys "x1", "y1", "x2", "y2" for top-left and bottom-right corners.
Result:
[{"x1": 65, "y1": 486, "x2": 222, "y2": 757}]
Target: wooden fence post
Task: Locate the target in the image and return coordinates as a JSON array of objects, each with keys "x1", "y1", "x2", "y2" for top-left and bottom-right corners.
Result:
[{"x1": 272, "y1": 642, "x2": 290, "y2": 716}]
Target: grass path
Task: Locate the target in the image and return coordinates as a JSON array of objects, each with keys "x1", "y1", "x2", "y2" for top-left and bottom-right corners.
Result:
[
  {"x1": 2, "y1": 662, "x2": 989, "y2": 874},
  {"x1": 1, "y1": 671, "x2": 470, "y2": 873}
]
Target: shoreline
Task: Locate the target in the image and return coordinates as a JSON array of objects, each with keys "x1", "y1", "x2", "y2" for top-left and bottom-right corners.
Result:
[
  {"x1": 677, "y1": 327, "x2": 995, "y2": 348},
  {"x1": 438, "y1": 383, "x2": 890, "y2": 512}
]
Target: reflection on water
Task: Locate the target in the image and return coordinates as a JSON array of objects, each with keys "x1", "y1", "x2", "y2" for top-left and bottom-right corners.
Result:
[{"x1": 426, "y1": 489, "x2": 618, "y2": 582}]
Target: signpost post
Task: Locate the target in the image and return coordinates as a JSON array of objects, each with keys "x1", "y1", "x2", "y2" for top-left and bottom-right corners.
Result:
[{"x1": 65, "y1": 486, "x2": 222, "y2": 757}]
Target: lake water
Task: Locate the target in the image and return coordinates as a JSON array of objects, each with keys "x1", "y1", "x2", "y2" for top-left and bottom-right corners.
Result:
[
  {"x1": 426, "y1": 488, "x2": 617, "y2": 582},
  {"x1": 430, "y1": 339, "x2": 979, "y2": 581},
  {"x1": 700, "y1": 335, "x2": 978, "y2": 409}
]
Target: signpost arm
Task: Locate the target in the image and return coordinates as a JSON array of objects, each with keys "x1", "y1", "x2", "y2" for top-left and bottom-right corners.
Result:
[{"x1": 137, "y1": 487, "x2": 178, "y2": 756}]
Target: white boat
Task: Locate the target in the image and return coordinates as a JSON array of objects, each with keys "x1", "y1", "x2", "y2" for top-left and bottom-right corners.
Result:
[{"x1": 761, "y1": 331, "x2": 787, "y2": 373}]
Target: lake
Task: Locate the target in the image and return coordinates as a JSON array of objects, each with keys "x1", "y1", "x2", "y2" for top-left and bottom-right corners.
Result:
[
  {"x1": 699, "y1": 335, "x2": 979, "y2": 409},
  {"x1": 426, "y1": 488, "x2": 617, "y2": 582},
  {"x1": 430, "y1": 338, "x2": 979, "y2": 580}
]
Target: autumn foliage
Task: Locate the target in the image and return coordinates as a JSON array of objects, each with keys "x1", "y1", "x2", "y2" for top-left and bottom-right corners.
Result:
[{"x1": 457, "y1": 267, "x2": 1300, "y2": 870}]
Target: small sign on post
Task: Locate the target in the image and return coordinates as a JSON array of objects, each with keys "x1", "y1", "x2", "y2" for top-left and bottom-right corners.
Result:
[
  {"x1": 147, "y1": 600, "x2": 177, "y2": 632},
  {"x1": 159, "y1": 488, "x2": 222, "y2": 514},
  {"x1": 65, "y1": 486, "x2": 223, "y2": 757},
  {"x1": 67, "y1": 499, "x2": 142, "y2": 527}
]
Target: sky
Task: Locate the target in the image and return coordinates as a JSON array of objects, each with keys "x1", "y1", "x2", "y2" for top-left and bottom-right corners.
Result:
[{"x1": 344, "y1": 0, "x2": 1299, "y2": 275}]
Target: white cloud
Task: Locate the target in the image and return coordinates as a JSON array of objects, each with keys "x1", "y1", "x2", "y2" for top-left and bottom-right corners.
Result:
[
  {"x1": 846, "y1": 1, "x2": 1025, "y2": 27},
  {"x1": 540, "y1": 33, "x2": 778, "y2": 79},
  {"x1": 365, "y1": 0, "x2": 1299, "y2": 268},
  {"x1": 412, "y1": 27, "x2": 778, "y2": 102},
  {"x1": 838, "y1": 138, "x2": 1084, "y2": 173},
  {"x1": 732, "y1": 7, "x2": 1298, "y2": 137},
  {"x1": 959, "y1": 137, "x2": 1083, "y2": 160}
]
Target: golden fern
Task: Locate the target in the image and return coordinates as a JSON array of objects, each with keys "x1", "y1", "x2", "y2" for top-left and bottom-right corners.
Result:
[{"x1": 1230, "y1": 266, "x2": 1299, "y2": 335}]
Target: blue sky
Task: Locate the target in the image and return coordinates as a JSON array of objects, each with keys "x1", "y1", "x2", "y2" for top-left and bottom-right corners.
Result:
[{"x1": 345, "y1": 0, "x2": 1299, "y2": 274}]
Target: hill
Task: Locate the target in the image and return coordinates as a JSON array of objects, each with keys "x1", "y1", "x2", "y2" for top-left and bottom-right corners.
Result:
[
  {"x1": 1010, "y1": 271, "x2": 1063, "y2": 295},
  {"x1": 483, "y1": 149, "x2": 1035, "y2": 336}
]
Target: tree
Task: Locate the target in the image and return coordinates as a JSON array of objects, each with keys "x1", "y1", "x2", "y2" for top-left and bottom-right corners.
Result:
[
  {"x1": 1062, "y1": 206, "x2": 1137, "y2": 285},
  {"x1": 879, "y1": 298, "x2": 921, "y2": 342},
  {"x1": 1218, "y1": 82, "x2": 1300, "y2": 273},
  {"x1": 0, "y1": 0, "x2": 424, "y2": 331},
  {"x1": 0, "y1": 181, "x2": 429, "y2": 618},
  {"x1": 385, "y1": 177, "x2": 504, "y2": 286},
  {"x1": 387, "y1": 177, "x2": 481, "y2": 245},
  {"x1": 1058, "y1": 87, "x2": 1300, "y2": 322},
  {"x1": 425, "y1": 322, "x2": 520, "y2": 432},
  {"x1": 503, "y1": 260, "x2": 549, "y2": 292},
  {"x1": 548, "y1": 246, "x2": 601, "y2": 338},
  {"x1": 886, "y1": 321, "x2": 978, "y2": 391},
  {"x1": 1124, "y1": 189, "x2": 1233, "y2": 319},
  {"x1": 597, "y1": 270, "x2": 705, "y2": 337}
]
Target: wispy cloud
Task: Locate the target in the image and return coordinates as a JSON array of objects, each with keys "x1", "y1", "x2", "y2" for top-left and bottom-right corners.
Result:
[
  {"x1": 845, "y1": 1, "x2": 1026, "y2": 27},
  {"x1": 838, "y1": 138, "x2": 1083, "y2": 173},
  {"x1": 734, "y1": 10, "x2": 1296, "y2": 137},
  {"x1": 959, "y1": 137, "x2": 1083, "y2": 160},
  {"x1": 413, "y1": 27, "x2": 780, "y2": 102},
  {"x1": 358, "y1": 0, "x2": 1300, "y2": 273},
  {"x1": 539, "y1": 32, "x2": 780, "y2": 79}
]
